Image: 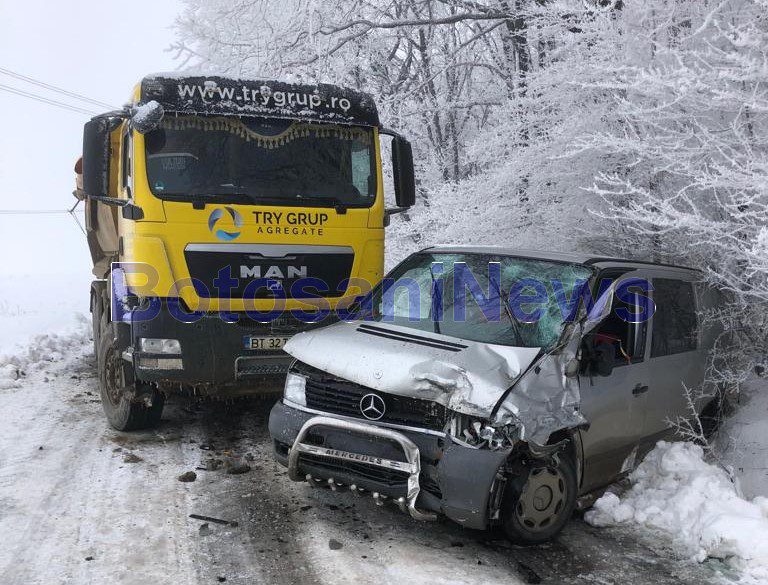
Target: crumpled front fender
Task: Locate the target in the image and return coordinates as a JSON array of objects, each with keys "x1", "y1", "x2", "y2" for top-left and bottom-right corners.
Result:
[{"x1": 493, "y1": 324, "x2": 588, "y2": 445}]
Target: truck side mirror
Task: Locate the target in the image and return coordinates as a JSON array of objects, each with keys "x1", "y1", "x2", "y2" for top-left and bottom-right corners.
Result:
[
  {"x1": 391, "y1": 136, "x2": 416, "y2": 209},
  {"x1": 82, "y1": 118, "x2": 111, "y2": 197},
  {"x1": 130, "y1": 100, "x2": 164, "y2": 135}
]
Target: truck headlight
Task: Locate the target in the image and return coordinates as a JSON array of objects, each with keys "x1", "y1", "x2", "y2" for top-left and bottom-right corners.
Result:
[
  {"x1": 284, "y1": 372, "x2": 307, "y2": 406},
  {"x1": 139, "y1": 338, "x2": 181, "y2": 354}
]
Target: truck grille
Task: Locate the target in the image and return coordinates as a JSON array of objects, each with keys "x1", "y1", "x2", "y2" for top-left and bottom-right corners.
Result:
[
  {"x1": 293, "y1": 361, "x2": 447, "y2": 432},
  {"x1": 184, "y1": 244, "x2": 354, "y2": 299}
]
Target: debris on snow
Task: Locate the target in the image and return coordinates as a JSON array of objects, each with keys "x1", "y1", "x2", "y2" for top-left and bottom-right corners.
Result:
[
  {"x1": 189, "y1": 514, "x2": 239, "y2": 527},
  {"x1": 585, "y1": 441, "x2": 768, "y2": 581},
  {"x1": 226, "y1": 462, "x2": 251, "y2": 475},
  {"x1": 178, "y1": 471, "x2": 197, "y2": 483},
  {"x1": 203, "y1": 458, "x2": 224, "y2": 471},
  {"x1": 122, "y1": 453, "x2": 143, "y2": 464},
  {"x1": 328, "y1": 538, "x2": 343, "y2": 550}
]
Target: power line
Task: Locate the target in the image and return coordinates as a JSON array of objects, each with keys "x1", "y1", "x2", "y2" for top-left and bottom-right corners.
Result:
[
  {"x1": 0, "y1": 83, "x2": 98, "y2": 116},
  {"x1": 0, "y1": 210, "x2": 85, "y2": 214},
  {"x1": 0, "y1": 66, "x2": 115, "y2": 109}
]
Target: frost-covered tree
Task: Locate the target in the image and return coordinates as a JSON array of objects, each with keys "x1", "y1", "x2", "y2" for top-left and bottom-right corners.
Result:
[
  {"x1": 574, "y1": 0, "x2": 768, "y2": 374},
  {"x1": 172, "y1": 0, "x2": 768, "y2": 372}
]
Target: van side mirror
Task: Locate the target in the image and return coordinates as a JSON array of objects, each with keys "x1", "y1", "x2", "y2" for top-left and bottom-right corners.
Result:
[
  {"x1": 82, "y1": 118, "x2": 111, "y2": 198},
  {"x1": 391, "y1": 136, "x2": 416, "y2": 209}
]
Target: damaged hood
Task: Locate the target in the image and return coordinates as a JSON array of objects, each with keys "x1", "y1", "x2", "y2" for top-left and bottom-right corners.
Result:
[{"x1": 284, "y1": 321, "x2": 541, "y2": 417}]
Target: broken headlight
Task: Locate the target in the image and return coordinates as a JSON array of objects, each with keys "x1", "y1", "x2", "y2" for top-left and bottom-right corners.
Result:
[{"x1": 447, "y1": 413, "x2": 520, "y2": 450}]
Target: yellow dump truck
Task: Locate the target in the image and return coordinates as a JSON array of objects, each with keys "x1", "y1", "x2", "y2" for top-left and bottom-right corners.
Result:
[{"x1": 76, "y1": 74, "x2": 415, "y2": 430}]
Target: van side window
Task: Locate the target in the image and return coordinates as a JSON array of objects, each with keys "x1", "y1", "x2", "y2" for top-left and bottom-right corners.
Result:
[
  {"x1": 584, "y1": 275, "x2": 647, "y2": 368},
  {"x1": 651, "y1": 278, "x2": 698, "y2": 357}
]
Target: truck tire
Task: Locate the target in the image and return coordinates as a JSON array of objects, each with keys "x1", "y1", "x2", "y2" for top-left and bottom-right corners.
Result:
[
  {"x1": 97, "y1": 315, "x2": 164, "y2": 431},
  {"x1": 91, "y1": 286, "x2": 103, "y2": 358},
  {"x1": 501, "y1": 454, "x2": 577, "y2": 545}
]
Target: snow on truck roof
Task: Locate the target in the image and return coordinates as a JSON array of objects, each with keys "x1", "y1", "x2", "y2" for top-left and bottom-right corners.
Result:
[
  {"x1": 139, "y1": 74, "x2": 380, "y2": 127},
  {"x1": 421, "y1": 245, "x2": 699, "y2": 272}
]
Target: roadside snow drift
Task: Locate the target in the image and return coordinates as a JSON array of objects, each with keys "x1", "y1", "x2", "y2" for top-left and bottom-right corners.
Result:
[
  {"x1": 585, "y1": 441, "x2": 768, "y2": 582},
  {"x1": 0, "y1": 321, "x2": 89, "y2": 389}
]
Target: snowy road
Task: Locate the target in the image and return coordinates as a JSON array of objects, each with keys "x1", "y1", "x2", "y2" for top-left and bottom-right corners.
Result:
[{"x1": 0, "y1": 338, "x2": 735, "y2": 585}]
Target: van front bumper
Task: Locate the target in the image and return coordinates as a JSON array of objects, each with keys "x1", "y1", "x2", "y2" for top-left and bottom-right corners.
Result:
[{"x1": 268, "y1": 400, "x2": 512, "y2": 530}]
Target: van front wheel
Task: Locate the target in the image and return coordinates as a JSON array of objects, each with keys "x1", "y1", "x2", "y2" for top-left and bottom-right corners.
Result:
[{"x1": 501, "y1": 455, "x2": 577, "y2": 545}]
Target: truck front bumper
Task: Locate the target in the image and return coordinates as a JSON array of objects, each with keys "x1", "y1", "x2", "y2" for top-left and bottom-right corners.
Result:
[
  {"x1": 268, "y1": 400, "x2": 513, "y2": 530},
  {"x1": 122, "y1": 303, "x2": 329, "y2": 394}
]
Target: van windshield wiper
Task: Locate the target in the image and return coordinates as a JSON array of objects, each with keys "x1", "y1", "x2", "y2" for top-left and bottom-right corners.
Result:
[
  {"x1": 428, "y1": 265, "x2": 442, "y2": 335},
  {"x1": 491, "y1": 276, "x2": 526, "y2": 347}
]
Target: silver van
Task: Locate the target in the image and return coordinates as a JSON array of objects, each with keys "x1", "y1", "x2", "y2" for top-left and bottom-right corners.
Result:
[{"x1": 268, "y1": 247, "x2": 726, "y2": 544}]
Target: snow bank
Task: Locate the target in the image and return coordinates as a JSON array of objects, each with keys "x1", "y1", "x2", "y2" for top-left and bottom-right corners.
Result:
[
  {"x1": 0, "y1": 321, "x2": 89, "y2": 389},
  {"x1": 585, "y1": 441, "x2": 768, "y2": 582}
]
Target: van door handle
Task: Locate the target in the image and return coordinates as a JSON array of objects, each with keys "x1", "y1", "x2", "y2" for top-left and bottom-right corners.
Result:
[{"x1": 632, "y1": 384, "x2": 649, "y2": 396}]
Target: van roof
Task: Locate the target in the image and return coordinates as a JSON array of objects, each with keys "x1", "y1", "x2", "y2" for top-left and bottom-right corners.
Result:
[{"x1": 420, "y1": 245, "x2": 699, "y2": 272}]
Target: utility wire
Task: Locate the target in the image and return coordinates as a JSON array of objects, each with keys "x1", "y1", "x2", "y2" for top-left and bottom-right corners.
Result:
[
  {"x1": 0, "y1": 209, "x2": 85, "y2": 214},
  {"x1": 0, "y1": 205, "x2": 87, "y2": 236},
  {"x1": 0, "y1": 83, "x2": 98, "y2": 116},
  {"x1": 0, "y1": 66, "x2": 115, "y2": 109}
]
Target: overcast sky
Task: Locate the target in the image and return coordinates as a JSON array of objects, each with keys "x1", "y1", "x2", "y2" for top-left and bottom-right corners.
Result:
[{"x1": 0, "y1": 0, "x2": 182, "y2": 274}]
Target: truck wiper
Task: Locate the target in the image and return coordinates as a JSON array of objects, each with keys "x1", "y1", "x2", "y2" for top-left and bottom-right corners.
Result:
[{"x1": 292, "y1": 195, "x2": 348, "y2": 214}]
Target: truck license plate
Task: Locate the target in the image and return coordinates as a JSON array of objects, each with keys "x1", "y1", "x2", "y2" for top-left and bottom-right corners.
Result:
[{"x1": 243, "y1": 336, "x2": 290, "y2": 351}]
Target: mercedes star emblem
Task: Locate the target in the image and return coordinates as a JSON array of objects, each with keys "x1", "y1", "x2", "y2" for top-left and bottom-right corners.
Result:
[{"x1": 359, "y1": 393, "x2": 386, "y2": 421}]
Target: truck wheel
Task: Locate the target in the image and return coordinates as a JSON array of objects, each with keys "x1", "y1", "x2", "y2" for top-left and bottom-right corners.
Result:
[
  {"x1": 90, "y1": 285, "x2": 105, "y2": 358},
  {"x1": 501, "y1": 455, "x2": 577, "y2": 545},
  {"x1": 97, "y1": 326, "x2": 164, "y2": 431}
]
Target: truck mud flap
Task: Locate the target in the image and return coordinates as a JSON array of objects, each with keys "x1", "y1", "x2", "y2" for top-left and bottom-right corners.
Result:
[{"x1": 287, "y1": 415, "x2": 437, "y2": 521}]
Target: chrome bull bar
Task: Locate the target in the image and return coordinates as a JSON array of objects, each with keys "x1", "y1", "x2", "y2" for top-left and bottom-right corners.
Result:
[{"x1": 287, "y1": 415, "x2": 437, "y2": 521}]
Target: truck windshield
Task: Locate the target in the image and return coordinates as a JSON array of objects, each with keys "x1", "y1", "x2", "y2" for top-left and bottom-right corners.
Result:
[
  {"x1": 365, "y1": 253, "x2": 594, "y2": 350},
  {"x1": 143, "y1": 115, "x2": 376, "y2": 207}
]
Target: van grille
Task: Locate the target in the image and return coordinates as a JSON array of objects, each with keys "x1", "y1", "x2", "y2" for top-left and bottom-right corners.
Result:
[{"x1": 293, "y1": 361, "x2": 447, "y2": 432}]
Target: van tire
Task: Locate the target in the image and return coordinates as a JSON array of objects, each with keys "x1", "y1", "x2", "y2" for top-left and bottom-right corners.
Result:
[
  {"x1": 97, "y1": 315, "x2": 164, "y2": 431},
  {"x1": 501, "y1": 454, "x2": 577, "y2": 545}
]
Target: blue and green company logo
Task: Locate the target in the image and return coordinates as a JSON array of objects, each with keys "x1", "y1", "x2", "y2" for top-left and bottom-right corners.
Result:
[{"x1": 208, "y1": 207, "x2": 243, "y2": 241}]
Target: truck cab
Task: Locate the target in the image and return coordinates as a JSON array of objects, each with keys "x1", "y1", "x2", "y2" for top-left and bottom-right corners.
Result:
[{"x1": 77, "y1": 74, "x2": 416, "y2": 430}]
